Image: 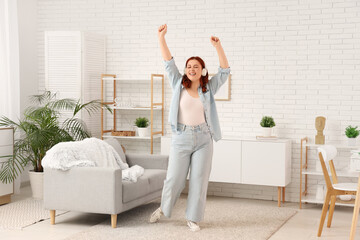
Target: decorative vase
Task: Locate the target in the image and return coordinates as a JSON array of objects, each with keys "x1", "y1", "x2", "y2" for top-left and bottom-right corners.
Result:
[
  {"x1": 29, "y1": 171, "x2": 44, "y2": 199},
  {"x1": 262, "y1": 127, "x2": 272, "y2": 137},
  {"x1": 137, "y1": 127, "x2": 148, "y2": 137},
  {"x1": 348, "y1": 138, "x2": 356, "y2": 146}
]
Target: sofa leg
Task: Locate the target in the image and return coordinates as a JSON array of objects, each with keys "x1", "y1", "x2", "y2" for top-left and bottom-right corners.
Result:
[
  {"x1": 50, "y1": 210, "x2": 56, "y2": 225},
  {"x1": 111, "y1": 214, "x2": 117, "y2": 228}
]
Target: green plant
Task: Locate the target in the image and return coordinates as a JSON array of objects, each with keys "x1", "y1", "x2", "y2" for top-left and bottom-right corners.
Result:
[
  {"x1": 0, "y1": 91, "x2": 111, "y2": 183},
  {"x1": 345, "y1": 125, "x2": 360, "y2": 138},
  {"x1": 260, "y1": 116, "x2": 276, "y2": 128},
  {"x1": 134, "y1": 117, "x2": 149, "y2": 128}
]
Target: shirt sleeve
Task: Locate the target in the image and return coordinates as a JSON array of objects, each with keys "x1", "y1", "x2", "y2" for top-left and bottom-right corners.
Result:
[
  {"x1": 164, "y1": 57, "x2": 182, "y2": 90},
  {"x1": 208, "y1": 67, "x2": 231, "y2": 95}
]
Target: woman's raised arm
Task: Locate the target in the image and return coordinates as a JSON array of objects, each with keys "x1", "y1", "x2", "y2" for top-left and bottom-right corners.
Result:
[
  {"x1": 158, "y1": 24, "x2": 172, "y2": 61},
  {"x1": 210, "y1": 36, "x2": 229, "y2": 69}
]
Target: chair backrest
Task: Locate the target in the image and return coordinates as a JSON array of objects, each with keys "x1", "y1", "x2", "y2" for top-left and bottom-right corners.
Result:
[
  {"x1": 318, "y1": 145, "x2": 337, "y2": 162},
  {"x1": 318, "y1": 145, "x2": 338, "y2": 189}
]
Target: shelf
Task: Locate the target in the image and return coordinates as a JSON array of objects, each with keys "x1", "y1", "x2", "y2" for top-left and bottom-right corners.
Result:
[
  {"x1": 106, "y1": 106, "x2": 162, "y2": 110},
  {"x1": 102, "y1": 133, "x2": 162, "y2": 140},
  {"x1": 101, "y1": 73, "x2": 164, "y2": 154},
  {"x1": 305, "y1": 143, "x2": 360, "y2": 149},
  {"x1": 301, "y1": 196, "x2": 355, "y2": 207},
  {"x1": 302, "y1": 170, "x2": 359, "y2": 177},
  {"x1": 102, "y1": 78, "x2": 163, "y2": 82}
]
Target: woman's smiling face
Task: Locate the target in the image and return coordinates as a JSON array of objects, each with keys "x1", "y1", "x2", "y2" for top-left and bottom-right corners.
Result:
[{"x1": 185, "y1": 59, "x2": 202, "y2": 82}]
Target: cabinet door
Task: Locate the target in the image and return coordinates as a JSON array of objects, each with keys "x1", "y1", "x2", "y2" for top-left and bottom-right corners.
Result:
[
  {"x1": 242, "y1": 141, "x2": 285, "y2": 186},
  {"x1": 209, "y1": 140, "x2": 241, "y2": 183}
]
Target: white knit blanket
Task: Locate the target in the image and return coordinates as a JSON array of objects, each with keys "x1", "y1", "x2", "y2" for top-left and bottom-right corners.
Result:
[{"x1": 42, "y1": 138, "x2": 144, "y2": 182}]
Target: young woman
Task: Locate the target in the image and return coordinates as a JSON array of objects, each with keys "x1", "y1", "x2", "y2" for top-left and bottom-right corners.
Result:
[{"x1": 149, "y1": 24, "x2": 230, "y2": 231}]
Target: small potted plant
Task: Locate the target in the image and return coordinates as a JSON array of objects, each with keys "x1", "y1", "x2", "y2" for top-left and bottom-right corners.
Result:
[
  {"x1": 135, "y1": 117, "x2": 149, "y2": 137},
  {"x1": 345, "y1": 125, "x2": 359, "y2": 146},
  {"x1": 260, "y1": 116, "x2": 276, "y2": 137}
]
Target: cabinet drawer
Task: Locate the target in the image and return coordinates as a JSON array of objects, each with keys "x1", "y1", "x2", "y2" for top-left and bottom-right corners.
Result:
[{"x1": 0, "y1": 129, "x2": 13, "y2": 146}]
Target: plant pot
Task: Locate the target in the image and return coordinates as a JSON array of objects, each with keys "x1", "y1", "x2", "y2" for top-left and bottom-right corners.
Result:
[
  {"x1": 339, "y1": 195, "x2": 352, "y2": 201},
  {"x1": 262, "y1": 127, "x2": 272, "y2": 137},
  {"x1": 348, "y1": 138, "x2": 357, "y2": 146},
  {"x1": 29, "y1": 170, "x2": 43, "y2": 199},
  {"x1": 137, "y1": 127, "x2": 148, "y2": 137},
  {"x1": 316, "y1": 185, "x2": 325, "y2": 200}
]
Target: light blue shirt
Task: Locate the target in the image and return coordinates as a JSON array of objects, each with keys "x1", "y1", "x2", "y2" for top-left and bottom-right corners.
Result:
[{"x1": 165, "y1": 57, "x2": 231, "y2": 142}]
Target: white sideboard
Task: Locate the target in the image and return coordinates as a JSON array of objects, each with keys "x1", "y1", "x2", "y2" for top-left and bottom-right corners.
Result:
[
  {"x1": 161, "y1": 136, "x2": 292, "y2": 206},
  {"x1": 0, "y1": 127, "x2": 14, "y2": 205}
]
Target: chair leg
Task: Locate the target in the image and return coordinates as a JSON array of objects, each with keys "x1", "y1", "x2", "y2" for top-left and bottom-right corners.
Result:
[
  {"x1": 111, "y1": 214, "x2": 117, "y2": 228},
  {"x1": 317, "y1": 192, "x2": 331, "y2": 237},
  {"x1": 50, "y1": 210, "x2": 56, "y2": 225},
  {"x1": 327, "y1": 195, "x2": 336, "y2": 228}
]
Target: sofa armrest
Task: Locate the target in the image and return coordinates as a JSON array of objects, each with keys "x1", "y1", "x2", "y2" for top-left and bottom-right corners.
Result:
[
  {"x1": 126, "y1": 153, "x2": 168, "y2": 170},
  {"x1": 44, "y1": 167, "x2": 122, "y2": 215}
]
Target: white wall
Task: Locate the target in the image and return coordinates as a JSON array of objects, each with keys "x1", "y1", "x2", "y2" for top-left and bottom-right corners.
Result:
[
  {"x1": 35, "y1": 0, "x2": 360, "y2": 203},
  {"x1": 17, "y1": 0, "x2": 38, "y2": 184}
]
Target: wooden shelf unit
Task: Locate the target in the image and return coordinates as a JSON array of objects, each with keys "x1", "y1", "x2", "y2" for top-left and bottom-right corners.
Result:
[
  {"x1": 101, "y1": 74, "x2": 164, "y2": 154},
  {"x1": 299, "y1": 137, "x2": 359, "y2": 209}
]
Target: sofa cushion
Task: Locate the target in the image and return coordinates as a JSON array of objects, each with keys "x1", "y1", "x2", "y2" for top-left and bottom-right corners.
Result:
[
  {"x1": 122, "y1": 178, "x2": 150, "y2": 203},
  {"x1": 143, "y1": 169, "x2": 167, "y2": 193},
  {"x1": 122, "y1": 169, "x2": 167, "y2": 203},
  {"x1": 104, "y1": 138, "x2": 127, "y2": 164}
]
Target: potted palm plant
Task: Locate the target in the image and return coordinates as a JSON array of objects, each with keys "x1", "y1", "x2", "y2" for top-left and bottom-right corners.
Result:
[
  {"x1": 0, "y1": 91, "x2": 110, "y2": 199},
  {"x1": 345, "y1": 125, "x2": 359, "y2": 146},
  {"x1": 135, "y1": 117, "x2": 149, "y2": 137},
  {"x1": 260, "y1": 116, "x2": 276, "y2": 137}
]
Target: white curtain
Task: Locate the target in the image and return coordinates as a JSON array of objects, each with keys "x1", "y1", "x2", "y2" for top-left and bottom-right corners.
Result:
[{"x1": 0, "y1": 0, "x2": 20, "y2": 120}]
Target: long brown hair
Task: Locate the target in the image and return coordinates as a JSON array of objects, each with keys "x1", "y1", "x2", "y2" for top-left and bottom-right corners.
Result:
[{"x1": 182, "y1": 56, "x2": 208, "y2": 93}]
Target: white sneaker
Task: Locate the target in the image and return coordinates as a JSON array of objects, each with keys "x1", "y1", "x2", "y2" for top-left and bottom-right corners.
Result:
[
  {"x1": 149, "y1": 207, "x2": 163, "y2": 223},
  {"x1": 187, "y1": 220, "x2": 200, "y2": 232}
]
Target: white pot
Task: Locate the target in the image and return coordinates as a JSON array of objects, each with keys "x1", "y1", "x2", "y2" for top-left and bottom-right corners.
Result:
[
  {"x1": 348, "y1": 138, "x2": 357, "y2": 146},
  {"x1": 316, "y1": 185, "x2": 325, "y2": 200},
  {"x1": 262, "y1": 127, "x2": 272, "y2": 137},
  {"x1": 339, "y1": 195, "x2": 352, "y2": 201},
  {"x1": 29, "y1": 171, "x2": 43, "y2": 199},
  {"x1": 137, "y1": 127, "x2": 148, "y2": 137}
]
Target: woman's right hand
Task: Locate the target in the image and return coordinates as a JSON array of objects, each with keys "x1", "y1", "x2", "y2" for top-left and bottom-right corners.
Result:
[{"x1": 158, "y1": 24, "x2": 167, "y2": 39}]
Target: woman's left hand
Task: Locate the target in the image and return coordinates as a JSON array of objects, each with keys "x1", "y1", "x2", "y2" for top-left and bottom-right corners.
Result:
[{"x1": 210, "y1": 36, "x2": 221, "y2": 47}]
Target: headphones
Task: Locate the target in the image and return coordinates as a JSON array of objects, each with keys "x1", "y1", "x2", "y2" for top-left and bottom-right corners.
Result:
[
  {"x1": 202, "y1": 68, "x2": 208, "y2": 76},
  {"x1": 184, "y1": 67, "x2": 208, "y2": 76}
]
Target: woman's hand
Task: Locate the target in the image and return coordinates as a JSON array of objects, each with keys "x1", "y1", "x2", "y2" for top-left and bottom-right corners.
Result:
[
  {"x1": 210, "y1": 36, "x2": 221, "y2": 48},
  {"x1": 158, "y1": 24, "x2": 172, "y2": 61},
  {"x1": 158, "y1": 24, "x2": 167, "y2": 39}
]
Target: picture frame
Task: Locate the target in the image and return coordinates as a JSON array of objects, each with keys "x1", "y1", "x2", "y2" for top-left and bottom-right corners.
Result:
[{"x1": 209, "y1": 73, "x2": 231, "y2": 101}]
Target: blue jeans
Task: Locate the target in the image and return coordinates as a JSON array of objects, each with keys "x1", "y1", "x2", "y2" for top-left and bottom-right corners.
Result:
[{"x1": 160, "y1": 122, "x2": 213, "y2": 222}]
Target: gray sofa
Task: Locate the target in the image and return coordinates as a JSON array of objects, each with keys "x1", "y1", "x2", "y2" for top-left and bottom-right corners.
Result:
[{"x1": 44, "y1": 153, "x2": 168, "y2": 228}]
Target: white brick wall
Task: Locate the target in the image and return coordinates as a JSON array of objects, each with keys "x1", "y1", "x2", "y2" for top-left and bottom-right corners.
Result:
[{"x1": 37, "y1": 0, "x2": 360, "y2": 204}]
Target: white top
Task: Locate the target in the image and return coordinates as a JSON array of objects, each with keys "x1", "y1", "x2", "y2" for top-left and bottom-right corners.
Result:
[{"x1": 178, "y1": 89, "x2": 205, "y2": 126}]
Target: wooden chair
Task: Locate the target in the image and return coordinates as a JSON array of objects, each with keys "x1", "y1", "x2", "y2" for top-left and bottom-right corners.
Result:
[{"x1": 317, "y1": 145, "x2": 358, "y2": 237}]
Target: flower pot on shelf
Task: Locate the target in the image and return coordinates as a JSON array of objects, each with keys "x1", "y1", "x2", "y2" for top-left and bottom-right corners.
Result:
[
  {"x1": 348, "y1": 138, "x2": 356, "y2": 146},
  {"x1": 137, "y1": 127, "x2": 148, "y2": 137},
  {"x1": 29, "y1": 171, "x2": 44, "y2": 199},
  {"x1": 262, "y1": 127, "x2": 272, "y2": 137}
]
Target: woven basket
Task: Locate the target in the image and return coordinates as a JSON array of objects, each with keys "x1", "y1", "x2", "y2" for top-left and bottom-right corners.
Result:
[{"x1": 111, "y1": 130, "x2": 135, "y2": 136}]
